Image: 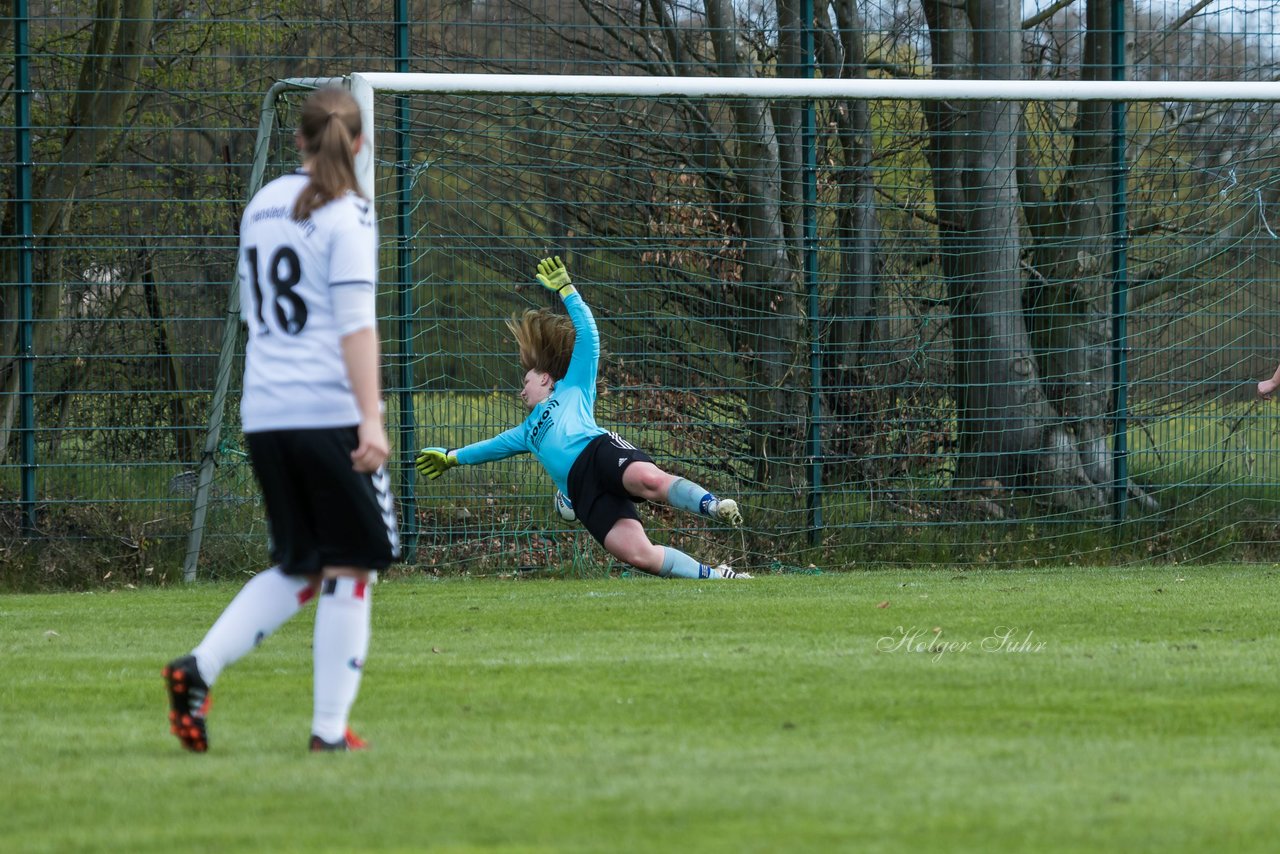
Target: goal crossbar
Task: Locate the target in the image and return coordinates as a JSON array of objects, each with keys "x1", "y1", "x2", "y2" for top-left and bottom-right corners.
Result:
[
  {"x1": 349, "y1": 71, "x2": 1280, "y2": 101},
  {"x1": 341, "y1": 72, "x2": 1280, "y2": 199}
]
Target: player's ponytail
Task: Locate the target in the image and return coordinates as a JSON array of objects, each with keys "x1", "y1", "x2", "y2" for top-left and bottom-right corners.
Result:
[
  {"x1": 506, "y1": 310, "x2": 576, "y2": 380},
  {"x1": 292, "y1": 87, "x2": 364, "y2": 221}
]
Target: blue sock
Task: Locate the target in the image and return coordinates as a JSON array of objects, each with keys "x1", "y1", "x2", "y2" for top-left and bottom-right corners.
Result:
[
  {"x1": 660, "y1": 546, "x2": 714, "y2": 579},
  {"x1": 667, "y1": 477, "x2": 718, "y2": 517}
]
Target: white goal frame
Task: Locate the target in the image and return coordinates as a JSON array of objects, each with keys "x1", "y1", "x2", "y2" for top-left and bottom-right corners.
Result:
[
  {"x1": 183, "y1": 72, "x2": 1280, "y2": 581},
  {"x1": 346, "y1": 72, "x2": 1280, "y2": 198}
]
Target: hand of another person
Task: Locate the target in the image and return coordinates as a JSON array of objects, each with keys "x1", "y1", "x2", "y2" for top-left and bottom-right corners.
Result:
[{"x1": 351, "y1": 421, "x2": 390, "y2": 473}]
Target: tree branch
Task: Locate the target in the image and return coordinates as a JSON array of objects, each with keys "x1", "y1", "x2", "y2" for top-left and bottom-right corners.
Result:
[
  {"x1": 1022, "y1": 0, "x2": 1078, "y2": 31},
  {"x1": 1132, "y1": 0, "x2": 1218, "y2": 68}
]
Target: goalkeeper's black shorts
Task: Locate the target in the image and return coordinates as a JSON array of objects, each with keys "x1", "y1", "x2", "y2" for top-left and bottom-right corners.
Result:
[
  {"x1": 246, "y1": 427, "x2": 400, "y2": 575},
  {"x1": 566, "y1": 431, "x2": 654, "y2": 546}
]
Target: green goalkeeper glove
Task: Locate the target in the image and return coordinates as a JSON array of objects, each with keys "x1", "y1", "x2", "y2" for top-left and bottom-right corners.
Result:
[
  {"x1": 535, "y1": 256, "x2": 575, "y2": 297},
  {"x1": 415, "y1": 447, "x2": 459, "y2": 480}
]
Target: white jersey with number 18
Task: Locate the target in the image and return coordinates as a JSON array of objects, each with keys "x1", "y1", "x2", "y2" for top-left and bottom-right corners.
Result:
[{"x1": 237, "y1": 170, "x2": 378, "y2": 433}]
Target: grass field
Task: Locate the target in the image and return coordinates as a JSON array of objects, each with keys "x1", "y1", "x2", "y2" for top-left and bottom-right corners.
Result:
[{"x1": 3, "y1": 568, "x2": 1279, "y2": 853}]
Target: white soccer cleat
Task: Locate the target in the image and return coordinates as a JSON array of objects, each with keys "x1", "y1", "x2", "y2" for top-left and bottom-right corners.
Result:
[
  {"x1": 714, "y1": 564, "x2": 752, "y2": 579},
  {"x1": 714, "y1": 498, "x2": 743, "y2": 527}
]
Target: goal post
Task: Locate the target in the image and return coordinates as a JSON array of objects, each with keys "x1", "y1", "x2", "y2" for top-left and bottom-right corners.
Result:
[
  {"x1": 182, "y1": 76, "x2": 345, "y2": 582},
  {"x1": 185, "y1": 72, "x2": 1280, "y2": 579}
]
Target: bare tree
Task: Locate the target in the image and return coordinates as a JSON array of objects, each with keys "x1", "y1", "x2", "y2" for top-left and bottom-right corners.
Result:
[
  {"x1": 1020, "y1": 0, "x2": 1122, "y2": 503},
  {"x1": 813, "y1": 0, "x2": 883, "y2": 468},
  {"x1": 701, "y1": 0, "x2": 804, "y2": 484},
  {"x1": 0, "y1": 1, "x2": 156, "y2": 459},
  {"x1": 919, "y1": 0, "x2": 1089, "y2": 507}
]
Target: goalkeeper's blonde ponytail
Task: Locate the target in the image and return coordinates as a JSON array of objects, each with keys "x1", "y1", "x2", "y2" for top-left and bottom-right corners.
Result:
[
  {"x1": 506, "y1": 310, "x2": 576, "y2": 381},
  {"x1": 293, "y1": 87, "x2": 364, "y2": 221}
]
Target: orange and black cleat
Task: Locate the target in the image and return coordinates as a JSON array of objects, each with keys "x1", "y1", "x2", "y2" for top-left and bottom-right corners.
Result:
[
  {"x1": 163, "y1": 655, "x2": 211, "y2": 753},
  {"x1": 309, "y1": 728, "x2": 369, "y2": 752}
]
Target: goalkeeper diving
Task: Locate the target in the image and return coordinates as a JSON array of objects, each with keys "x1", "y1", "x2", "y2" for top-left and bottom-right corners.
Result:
[{"x1": 416, "y1": 256, "x2": 748, "y2": 579}]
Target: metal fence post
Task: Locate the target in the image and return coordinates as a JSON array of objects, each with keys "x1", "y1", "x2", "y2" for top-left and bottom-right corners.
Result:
[
  {"x1": 802, "y1": 0, "x2": 823, "y2": 543},
  {"x1": 395, "y1": 0, "x2": 419, "y2": 560},
  {"x1": 15, "y1": 0, "x2": 38, "y2": 536},
  {"x1": 1111, "y1": 0, "x2": 1131, "y2": 523}
]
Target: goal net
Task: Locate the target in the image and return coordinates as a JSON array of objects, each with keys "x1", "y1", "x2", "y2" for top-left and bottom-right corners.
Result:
[{"x1": 185, "y1": 73, "x2": 1280, "y2": 578}]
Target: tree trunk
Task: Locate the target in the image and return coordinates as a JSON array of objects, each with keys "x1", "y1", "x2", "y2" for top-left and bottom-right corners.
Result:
[
  {"x1": 818, "y1": 0, "x2": 881, "y2": 366},
  {"x1": 813, "y1": 0, "x2": 882, "y2": 474},
  {"x1": 704, "y1": 0, "x2": 802, "y2": 485},
  {"x1": 1026, "y1": 0, "x2": 1120, "y2": 490},
  {"x1": 920, "y1": 0, "x2": 1099, "y2": 505},
  {"x1": 141, "y1": 247, "x2": 198, "y2": 464},
  {"x1": 0, "y1": 0, "x2": 155, "y2": 459},
  {"x1": 773, "y1": 0, "x2": 804, "y2": 253},
  {"x1": 955, "y1": 1, "x2": 1049, "y2": 486}
]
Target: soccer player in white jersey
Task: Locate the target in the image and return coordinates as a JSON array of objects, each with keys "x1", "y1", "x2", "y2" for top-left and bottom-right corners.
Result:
[
  {"x1": 416, "y1": 257, "x2": 749, "y2": 580},
  {"x1": 164, "y1": 87, "x2": 399, "y2": 753}
]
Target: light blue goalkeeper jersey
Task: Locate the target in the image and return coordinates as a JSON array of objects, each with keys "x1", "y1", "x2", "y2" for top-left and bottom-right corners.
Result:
[{"x1": 453, "y1": 290, "x2": 606, "y2": 495}]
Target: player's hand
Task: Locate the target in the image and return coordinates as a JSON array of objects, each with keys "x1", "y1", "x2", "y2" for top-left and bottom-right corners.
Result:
[
  {"x1": 351, "y1": 421, "x2": 390, "y2": 473},
  {"x1": 535, "y1": 256, "x2": 575, "y2": 297},
  {"x1": 415, "y1": 447, "x2": 458, "y2": 480},
  {"x1": 1260, "y1": 379, "x2": 1278, "y2": 399}
]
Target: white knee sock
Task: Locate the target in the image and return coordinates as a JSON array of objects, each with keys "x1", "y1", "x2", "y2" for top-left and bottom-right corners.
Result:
[
  {"x1": 312, "y1": 576, "x2": 372, "y2": 742},
  {"x1": 191, "y1": 566, "x2": 315, "y2": 685}
]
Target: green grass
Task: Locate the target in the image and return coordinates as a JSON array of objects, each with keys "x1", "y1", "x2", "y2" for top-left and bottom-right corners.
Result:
[{"x1": 3, "y1": 569, "x2": 1280, "y2": 853}]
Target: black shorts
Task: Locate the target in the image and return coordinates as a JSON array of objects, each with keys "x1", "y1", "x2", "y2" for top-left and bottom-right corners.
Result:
[
  {"x1": 246, "y1": 427, "x2": 400, "y2": 575},
  {"x1": 565, "y1": 432, "x2": 654, "y2": 546}
]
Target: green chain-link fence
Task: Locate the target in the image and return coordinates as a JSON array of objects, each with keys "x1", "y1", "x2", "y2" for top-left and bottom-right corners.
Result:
[{"x1": 6, "y1": 1, "x2": 1280, "y2": 585}]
